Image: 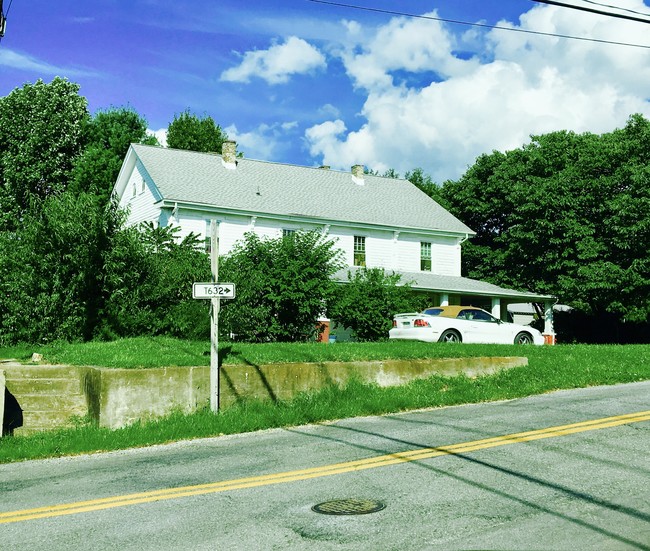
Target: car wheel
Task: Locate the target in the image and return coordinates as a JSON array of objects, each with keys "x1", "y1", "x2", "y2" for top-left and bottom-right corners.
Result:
[
  {"x1": 514, "y1": 332, "x2": 533, "y2": 344},
  {"x1": 439, "y1": 329, "x2": 461, "y2": 343}
]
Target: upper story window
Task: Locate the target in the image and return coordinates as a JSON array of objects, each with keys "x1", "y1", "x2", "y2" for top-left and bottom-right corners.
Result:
[
  {"x1": 420, "y1": 242, "x2": 432, "y2": 271},
  {"x1": 132, "y1": 182, "x2": 137, "y2": 198},
  {"x1": 141, "y1": 177, "x2": 146, "y2": 194},
  {"x1": 353, "y1": 235, "x2": 366, "y2": 267}
]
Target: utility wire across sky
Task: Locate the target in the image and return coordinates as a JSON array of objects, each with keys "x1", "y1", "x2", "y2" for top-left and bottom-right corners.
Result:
[
  {"x1": 573, "y1": 0, "x2": 650, "y2": 18},
  {"x1": 532, "y1": 0, "x2": 650, "y2": 24},
  {"x1": 307, "y1": 0, "x2": 650, "y2": 49}
]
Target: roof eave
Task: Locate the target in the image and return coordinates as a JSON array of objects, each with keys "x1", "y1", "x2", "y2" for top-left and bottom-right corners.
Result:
[
  {"x1": 156, "y1": 199, "x2": 475, "y2": 239},
  {"x1": 111, "y1": 145, "x2": 138, "y2": 201}
]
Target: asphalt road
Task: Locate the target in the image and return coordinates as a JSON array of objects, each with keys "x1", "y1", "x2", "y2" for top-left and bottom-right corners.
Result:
[{"x1": 1, "y1": 381, "x2": 649, "y2": 550}]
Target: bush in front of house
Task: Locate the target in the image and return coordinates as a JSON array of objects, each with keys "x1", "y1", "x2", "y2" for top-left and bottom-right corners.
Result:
[
  {"x1": 329, "y1": 267, "x2": 422, "y2": 341},
  {"x1": 219, "y1": 231, "x2": 344, "y2": 343}
]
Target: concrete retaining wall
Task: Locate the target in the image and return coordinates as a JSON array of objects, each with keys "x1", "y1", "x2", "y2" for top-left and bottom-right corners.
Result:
[{"x1": 3, "y1": 357, "x2": 527, "y2": 432}]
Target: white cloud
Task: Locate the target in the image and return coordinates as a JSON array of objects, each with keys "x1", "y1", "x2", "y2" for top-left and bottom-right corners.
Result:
[
  {"x1": 225, "y1": 121, "x2": 300, "y2": 160},
  {"x1": 305, "y1": 2, "x2": 650, "y2": 181},
  {"x1": 317, "y1": 103, "x2": 341, "y2": 119},
  {"x1": 341, "y1": 10, "x2": 480, "y2": 92},
  {"x1": 220, "y1": 36, "x2": 326, "y2": 85},
  {"x1": 148, "y1": 128, "x2": 168, "y2": 147},
  {"x1": 0, "y1": 49, "x2": 98, "y2": 77}
]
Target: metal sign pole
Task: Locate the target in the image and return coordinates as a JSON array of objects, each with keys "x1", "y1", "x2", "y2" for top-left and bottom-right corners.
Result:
[{"x1": 210, "y1": 219, "x2": 220, "y2": 412}]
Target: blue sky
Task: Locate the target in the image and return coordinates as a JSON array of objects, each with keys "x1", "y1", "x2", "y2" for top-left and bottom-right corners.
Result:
[{"x1": 1, "y1": 0, "x2": 650, "y2": 181}]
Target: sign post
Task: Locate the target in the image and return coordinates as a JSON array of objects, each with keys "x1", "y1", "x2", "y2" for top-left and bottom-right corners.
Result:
[
  {"x1": 210, "y1": 219, "x2": 220, "y2": 413},
  {"x1": 191, "y1": 220, "x2": 236, "y2": 413}
]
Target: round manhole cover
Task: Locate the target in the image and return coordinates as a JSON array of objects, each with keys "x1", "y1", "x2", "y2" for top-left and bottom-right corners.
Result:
[{"x1": 312, "y1": 498, "x2": 386, "y2": 515}]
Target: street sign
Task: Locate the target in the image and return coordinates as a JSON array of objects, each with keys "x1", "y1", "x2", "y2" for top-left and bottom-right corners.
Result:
[{"x1": 192, "y1": 282, "x2": 236, "y2": 300}]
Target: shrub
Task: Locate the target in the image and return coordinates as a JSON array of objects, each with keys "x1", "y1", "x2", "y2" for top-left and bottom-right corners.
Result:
[
  {"x1": 329, "y1": 267, "x2": 420, "y2": 341},
  {"x1": 219, "y1": 231, "x2": 344, "y2": 342}
]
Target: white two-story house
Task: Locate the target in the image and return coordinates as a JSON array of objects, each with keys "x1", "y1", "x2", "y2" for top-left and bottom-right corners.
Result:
[{"x1": 112, "y1": 141, "x2": 555, "y2": 336}]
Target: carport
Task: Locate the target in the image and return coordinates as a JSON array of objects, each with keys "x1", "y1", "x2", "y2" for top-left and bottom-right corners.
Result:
[{"x1": 335, "y1": 268, "x2": 556, "y2": 342}]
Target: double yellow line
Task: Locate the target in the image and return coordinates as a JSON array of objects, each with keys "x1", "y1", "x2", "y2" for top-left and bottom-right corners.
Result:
[{"x1": 2, "y1": 410, "x2": 649, "y2": 524}]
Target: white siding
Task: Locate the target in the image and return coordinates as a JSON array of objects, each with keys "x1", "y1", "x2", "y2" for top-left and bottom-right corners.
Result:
[
  {"x1": 169, "y1": 215, "x2": 326, "y2": 256},
  {"x1": 171, "y1": 215, "x2": 251, "y2": 253},
  {"x1": 396, "y1": 234, "x2": 461, "y2": 276},
  {"x1": 367, "y1": 230, "x2": 395, "y2": 269},
  {"x1": 397, "y1": 238, "x2": 421, "y2": 272},
  {"x1": 119, "y1": 166, "x2": 160, "y2": 226},
  {"x1": 436, "y1": 239, "x2": 462, "y2": 277},
  {"x1": 327, "y1": 227, "x2": 395, "y2": 268},
  {"x1": 171, "y1": 214, "x2": 205, "y2": 242}
]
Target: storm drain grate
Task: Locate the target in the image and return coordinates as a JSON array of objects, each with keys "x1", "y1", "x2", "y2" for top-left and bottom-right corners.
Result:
[{"x1": 312, "y1": 498, "x2": 386, "y2": 515}]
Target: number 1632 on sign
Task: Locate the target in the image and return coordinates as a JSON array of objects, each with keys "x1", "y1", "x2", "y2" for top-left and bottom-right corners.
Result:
[{"x1": 192, "y1": 283, "x2": 236, "y2": 299}]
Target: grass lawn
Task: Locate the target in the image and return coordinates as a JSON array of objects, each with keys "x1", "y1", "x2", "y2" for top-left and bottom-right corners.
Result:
[{"x1": 1, "y1": 339, "x2": 649, "y2": 463}]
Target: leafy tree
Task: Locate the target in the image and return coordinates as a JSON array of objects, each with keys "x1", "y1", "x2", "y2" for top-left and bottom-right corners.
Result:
[
  {"x1": 0, "y1": 77, "x2": 88, "y2": 228},
  {"x1": 219, "y1": 231, "x2": 344, "y2": 342},
  {"x1": 70, "y1": 107, "x2": 158, "y2": 207},
  {"x1": 166, "y1": 110, "x2": 228, "y2": 153},
  {"x1": 100, "y1": 223, "x2": 211, "y2": 340},
  {"x1": 0, "y1": 191, "x2": 111, "y2": 343},
  {"x1": 405, "y1": 167, "x2": 448, "y2": 208},
  {"x1": 0, "y1": 80, "x2": 215, "y2": 344},
  {"x1": 439, "y1": 114, "x2": 650, "y2": 325},
  {"x1": 329, "y1": 268, "x2": 420, "y2": 341}
]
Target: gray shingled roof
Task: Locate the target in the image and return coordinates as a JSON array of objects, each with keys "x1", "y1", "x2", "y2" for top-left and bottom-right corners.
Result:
[
  {"x1": 334, "y1": 267, "x2": 554, "y2": 301},
  {"x1": 131, "y1": 144, "x2": 474, "y2": 235}
]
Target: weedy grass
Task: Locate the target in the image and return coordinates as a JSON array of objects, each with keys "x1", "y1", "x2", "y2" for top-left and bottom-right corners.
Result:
[
  {"x1": 0, "y1": 340, "x2": 648, "y2": 463},
  {"x1": 3, "y1": 337, "x2": 559, "y2": 367}
]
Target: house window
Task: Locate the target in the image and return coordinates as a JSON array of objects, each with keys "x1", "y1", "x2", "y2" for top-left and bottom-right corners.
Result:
[
  {"x1": 132, "y1": 182, "x2": 137, "y2": 197},
  {"x1": 282, "y1": 228, "x2": 296, "y2": 238},
  {"x1": 141, "y1": 178, "x2": 146, "y2": 193},
  {"x1": 353, "y1": 236, "x2": 366, "y2": 267},
  {"x1": 420, "y1": 242, "x2": 432, "y2": 271}
]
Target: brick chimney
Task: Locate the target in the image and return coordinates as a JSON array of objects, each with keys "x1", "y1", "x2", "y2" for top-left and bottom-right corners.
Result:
[
  {"x1": 351, "y1": 164, "x2": 365, "y2": 185},
  {"x1": 222, "y1": 140, "x2": 237, "y2": 169}
]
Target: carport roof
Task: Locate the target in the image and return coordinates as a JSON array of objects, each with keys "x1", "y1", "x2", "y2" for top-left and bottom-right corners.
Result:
[{"x1": 334, "y1": 267, "x2": 555, "y2": 302}]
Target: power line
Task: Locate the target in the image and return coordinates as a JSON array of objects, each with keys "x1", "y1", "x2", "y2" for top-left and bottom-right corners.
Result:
[
  {"x1": 306, "y1": 0, "x2": 650, "y2": 49},
  {"x1": 532, "y1": 0, "x2": 650, "y2": 24},
  {"x1": 581, "y1": 0, "x2": 650, "y2": 18}
]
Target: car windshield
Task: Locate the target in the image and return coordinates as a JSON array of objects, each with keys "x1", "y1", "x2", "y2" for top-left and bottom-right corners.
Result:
[
  {"x1": 457, "y1": 309, "x2": 498, "y2": 322},
  {"x1": 423, "y1": 308, "x2": 444, "y2": 316}
]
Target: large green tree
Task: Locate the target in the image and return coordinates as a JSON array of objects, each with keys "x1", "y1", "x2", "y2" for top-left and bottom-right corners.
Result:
[
  {"x1": 166, "y1": 110, "x2": 228, "y2": 153},
  {"x1": 0, "y1": 191, "x2": 114, "y2": 343},
  {"x1": 0, "y1": 77, "x2": 88, "y2": 228},
  {"x1": 70, "y1": 107, "x2": 158, "y2": 207},
  {"x1": 439, "y1": 114, "x2": 650, "y2": 323},
  {"x1": 405, "y1": 167, "x2": 447, "y2": 207},
  {"x1": 219, "y1": 231, "x2": 344, "y2": 342},
  {"x1": 0, "y1": 79, "x2": 213, "y2": 344}
]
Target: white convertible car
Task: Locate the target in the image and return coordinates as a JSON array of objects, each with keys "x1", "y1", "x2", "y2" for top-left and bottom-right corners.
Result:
[{"x1": 389, "y1": 305, "x2": 545, "y2": 345}]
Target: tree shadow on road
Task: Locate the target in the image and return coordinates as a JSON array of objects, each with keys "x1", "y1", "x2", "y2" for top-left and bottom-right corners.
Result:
[{"x1": 286, "y1": 415, "x2": 650, "y2": 550}]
